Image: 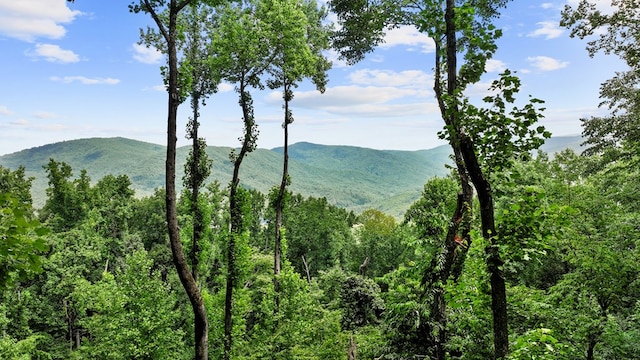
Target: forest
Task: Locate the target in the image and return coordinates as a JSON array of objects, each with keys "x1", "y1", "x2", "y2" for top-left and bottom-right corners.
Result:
[{"x1": 1, "y1": 0, "x2": 639, "y2": 359}]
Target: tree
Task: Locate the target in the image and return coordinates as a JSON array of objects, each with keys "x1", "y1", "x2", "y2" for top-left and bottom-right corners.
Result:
[
  {"x1": 209, "y1": 2, "x2": 269, "y2": 356},
  {"x1": 40, "y1": 159, "x2": 90, "y2": 232},
  {"x1": 0, "y1": 165, "x2": 33, "y2": 207},
  {"x1": 561, "y1": 0, "x2": 640, "y2": 163},
  {"x1": 72, "y1": 251, "x2": 187, "y2": 359},
  {"x1": 330, "y1": 1, "x2": 549, "y2": 357},
  {"x1": 0, "y1": 166, "x2": 47, "y2": 290},
  {"x1": 0, "y1": 192, "x2": 48, "y2": 290},
  {"x1": 177, "y1": 3, "x2": 217, "y2": 284},
  {"x1": 544, "y1": 154, "x2": 640, "y2": 360},
  {"x1": 273, "y1": 194, "x2": 356, "y2": 278},
  {"x1": 404, "y1": 174, "x2": 470, "y2": 358},
  {"x1": 129, "y1": 0, "x2": 213, "y2": 358},
  {"x1": 265, "y1": 0, "x2": 331, "y2": 280},
  {"x1": 351, "y1": 209, "x2": 407, "y2": 278}
]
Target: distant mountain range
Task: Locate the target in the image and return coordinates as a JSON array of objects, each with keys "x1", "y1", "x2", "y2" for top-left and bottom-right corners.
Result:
[{"x1": 0, "y1": 135, "x2": 583, "y2": 217}]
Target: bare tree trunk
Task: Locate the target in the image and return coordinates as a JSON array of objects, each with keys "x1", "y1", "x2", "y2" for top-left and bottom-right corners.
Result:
[
  {"x1": 301, "y1": 255, "x2": 311, "y2": 285},
  {"x1": 348, "y1": 334, "x2": 357, "y2": 360}
]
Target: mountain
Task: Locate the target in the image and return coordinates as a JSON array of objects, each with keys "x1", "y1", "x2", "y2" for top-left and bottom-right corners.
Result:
[{"x1": 0, "y1": 135, "x2": 582, "y2": 217}]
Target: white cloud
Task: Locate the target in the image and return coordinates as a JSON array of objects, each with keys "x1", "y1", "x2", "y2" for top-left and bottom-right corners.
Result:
[
  {"x1": 566, "y1": 0, "x2": 614, "y2": 13},
  {"x1": 465, "y1": 81, "x2": 498, "y2": 98},
  {"x1": 149, "y1": 84, "x2": 166, "y2": 92},
  {"x1": 132, "y1": 43, "x2": 163, "y2": 64},
  {"x1": 348, "y1": 69, "x2": 431, "y2": 89},
  {"x1": 381, "y1": 26, "x2": 436, "y2": 53},
  {"x1": 27, "y1": 43, "x2": 80, "y2": 63},
  {"x1": 50, "y1": 76, "x2": 120, "y2": 85},
  {"x1": 0, "y1": 105, "x2": 13, "y2": 116},
  {"x1": 528, "y1": 21, "x2": 564, "y2": 39},
  {"x1": 318, "y1": 102, "x2": 439, "y2": 118},
  {"x1": 10, "y1": 119, "x2": 29, "y2": 126},
  {"x1": 33, "y1": 111, "x2": 58, "y2": 119},
  {"x1": 485, "y1": 59, "x2": 507, "y2": 73},
  {"x1": 324, "y1": 49, "x2": 349, "y2": 68},
  {"x1": 266, "y1": 85, "x2": 412, "y2": 106},
  {"x1": 0, "y1": 0, "x2": 82, "y2": 41},
  {"x1": 527, "y1": 56, "x2": 569, "y2": 71},
  {"x1": 261, "y1": 68, "x2": 439, "y2": 118},
  {"x1": 265, "y1": 84, "x2": 438, "y2": 118},
  {"x1": 541, "y1": 3, "x2": 554, "y2": 9},
  {"x1": 217, "y1": 82, "x2": 234, "y2": 93}
]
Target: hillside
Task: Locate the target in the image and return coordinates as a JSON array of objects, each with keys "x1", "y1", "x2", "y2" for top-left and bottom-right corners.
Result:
[{"x1": 0, "y1": 135, "x2": 582, "y2": 217}]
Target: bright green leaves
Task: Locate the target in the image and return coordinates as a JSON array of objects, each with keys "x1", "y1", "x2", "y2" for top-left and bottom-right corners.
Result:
[
  {"x1": 456, "y1": 70, "x2": 550, "y2": 173},
  {"x1": 210, "y1": 1, "x2": 271, "y2": 88},
  {"x1": 351, "y1": 209, "x2": 409, "y2": 278},
  {"x1": 404, "y1": 176, "x2": 459, "y2": 240},
  {"x1": 264, "y1": 0, "x2": 331, "y2": 103},
  {"x1": 495, "y1": 185, "x2": 564, "y2": 276},
  {"x1": 508, "y1": 327, "x2": 571, "y2": 360},
  {"x1": 0, "y1": 192, "x2": 49, "y2": 290},
  {"x1": 72, "y1": 251, "x2": 187, "y2": 359}
]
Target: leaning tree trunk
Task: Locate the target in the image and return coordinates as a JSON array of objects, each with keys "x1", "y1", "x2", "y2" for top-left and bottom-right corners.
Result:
[{"x1": 442, "y1": 0, "x2": 509, "y2": 358}]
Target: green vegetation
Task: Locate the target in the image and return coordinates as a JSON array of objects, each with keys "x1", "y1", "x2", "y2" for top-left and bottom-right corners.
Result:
[
  {"x1": 3, "y1": 0, "x2": 638, "y2": 359},
  {"x1": 3, "y1": 140, "x2": 637, "y2": 359},
  {"x1": 0, "y1": 136, "x2": 579, "y2": 217}
]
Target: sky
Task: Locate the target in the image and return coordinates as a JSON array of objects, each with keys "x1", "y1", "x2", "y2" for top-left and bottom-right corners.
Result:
[{"x1": 0, "y1": 0, "x2": 626, "y2": 156}]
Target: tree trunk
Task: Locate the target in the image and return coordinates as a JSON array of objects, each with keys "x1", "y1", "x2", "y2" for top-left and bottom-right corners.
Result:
[
  {"x1": 274, "y1": 83, "x2": 293, "y2": 313},
  {"x1": 301, "y1": 255, "x2": 311, "y2": 284},
  {"x1": 274, "y1": 93, "x2": 289, "y2": 278},
  {"x1": 224, "y1": 84, "x2": 256, "y2": 360},
  {"x1": 223, "y1": 185, "x2": 238, "y2": 360},
  {"x1": 348, "y1": 334, "x2": 357, "y2": 360},
  {"x1": 422, "y1": 190, "x2": 471, "y2": 360},
  {"x1": 459, "y1": 137, "x2": 508, "y2": 359},
  {"x1": 159, "y1": 1, "x2": 208, "y2": 358},
  {"x1": 275, "y1": 83, "x2": 293, "y2": 276},
  {"x1": 189, "y1": 101, "x2": 202, "y2": 283},
  {"x1": 442, "y1": 1, "x2": 509, "y2": 358},
  {"x1": 586, "y1": 338, "x2": 597, "y2": 360}
]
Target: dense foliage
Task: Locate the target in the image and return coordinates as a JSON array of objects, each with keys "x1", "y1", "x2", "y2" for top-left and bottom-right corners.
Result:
[
  {"x1": 2, "y1": 144, "x2": 638, "y2": 359},
  {"x1": 2, "y1": 0, "x2": 639, "y2": 359}
]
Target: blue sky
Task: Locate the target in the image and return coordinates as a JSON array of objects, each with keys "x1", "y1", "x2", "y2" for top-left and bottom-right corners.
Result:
[{"x1": 0, "y1": 0, "x2": 625, "y2": 155}]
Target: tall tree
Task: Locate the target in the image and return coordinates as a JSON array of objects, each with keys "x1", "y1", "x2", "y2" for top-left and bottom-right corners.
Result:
[
  {"x1": 330, "y1": 1, "x2": 548, "y2": 358},
  {"x1": 0, "y1": 166, "x2": 48, "y2": 290},
  {"x1": 129, "y1": 1, "x2": 213, "y2": 358},
  {"x1": 180, "y1": 3, "x2": 217, "y2": 283},
  {"x1": 40, "y1": 159, "x2": 90, "y2": 232},
  {"x1": 264, "y1": 0, "x2": 331, "y2": 280},
  {"x1": 209, "y1": 2, "x2": 269, "y2": 357},
  {"x1": 561, "y1": 0, "x2": 640, "y2": 163}
]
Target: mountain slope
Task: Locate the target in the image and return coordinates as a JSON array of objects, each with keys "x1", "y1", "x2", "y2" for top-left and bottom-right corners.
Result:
[{"x1": 0, "y1": 135, "x2": 582, "y2": 217}]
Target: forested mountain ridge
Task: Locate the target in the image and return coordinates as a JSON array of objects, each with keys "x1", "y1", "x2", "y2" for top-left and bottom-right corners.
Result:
[{"x1": 0, "y1": 135, "x2": 580, "y2": 216}]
